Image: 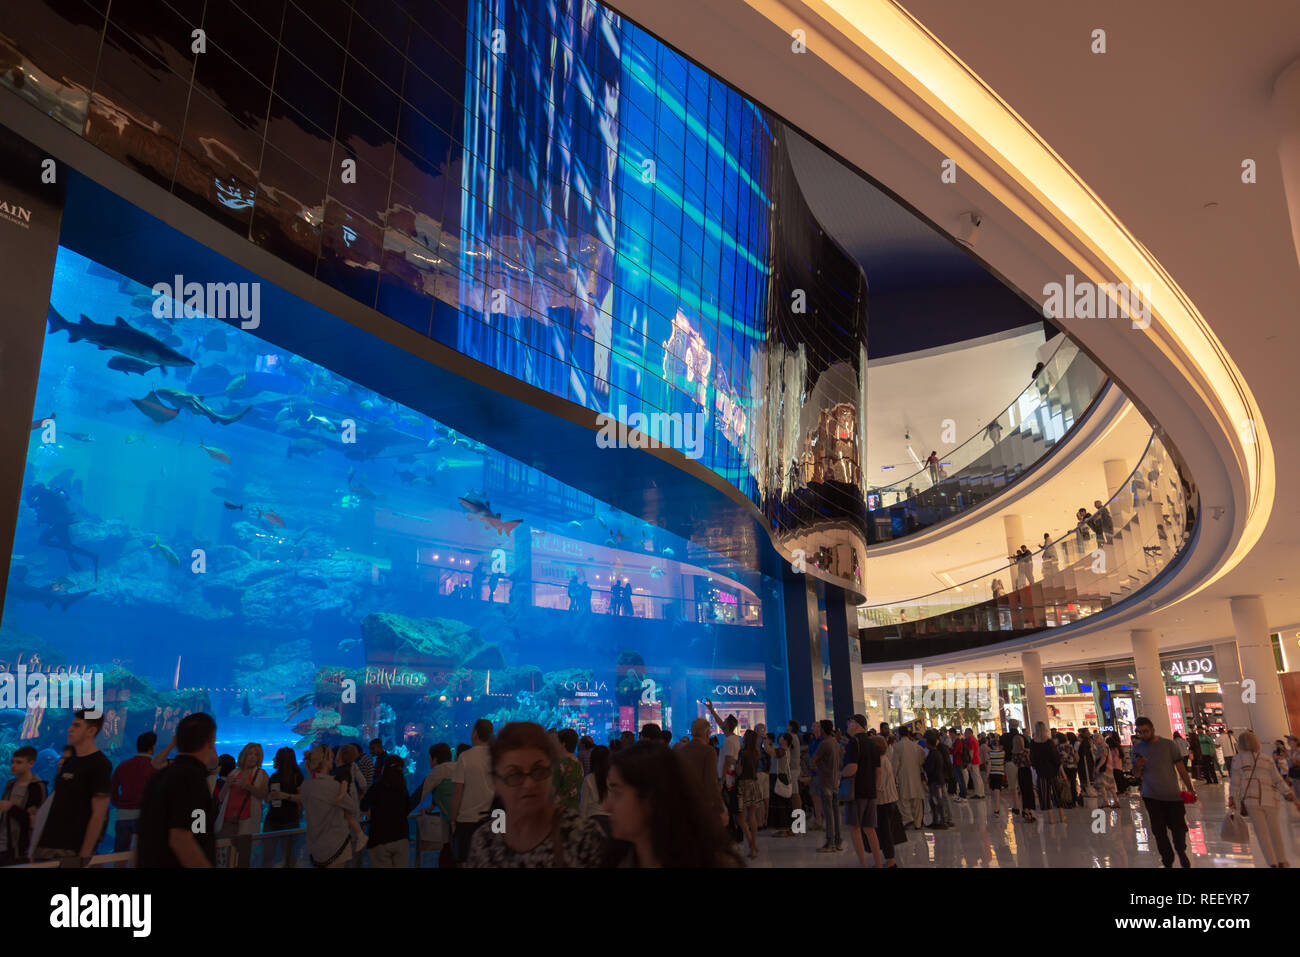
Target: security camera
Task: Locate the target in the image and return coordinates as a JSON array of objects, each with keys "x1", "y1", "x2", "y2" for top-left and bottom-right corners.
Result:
[{"x1": 956, "y1": 211, "x2": 982, "y2": 248}]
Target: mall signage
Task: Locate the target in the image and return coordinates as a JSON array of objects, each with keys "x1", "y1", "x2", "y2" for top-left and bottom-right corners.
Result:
[
  {"x1": 1167, "y1": 657, "x2": 1215, "y2": 678},
  {"x1": 1046, "y1": 673, "x2": 1075, "y2": 687},
  {"x1": 712, "y1": 683, "x2": 759, "y2": 698},
  {"x1": 562, "y1": 679, "x2": 609, "y2": 698}
]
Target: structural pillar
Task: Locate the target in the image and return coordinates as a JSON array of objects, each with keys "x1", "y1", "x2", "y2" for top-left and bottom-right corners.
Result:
[
  {"x1": 1020, "y1": 651, "x2": 1049, "y2": 735},
  {"x1": 1213, "y1": 640, "x2": 1252, "y2": 733},
  {"x1": 781, "y1": 565, "x2": 819, "y2": 729},
  {"x1": 1230, "y1": 596, "x2": 1291, "y2": 744},
  {"x1": 1002, "y1": 514, "x2": 1025, "y2": 558},
  {"x1": 1131, "y1": 628, "x2": 1171, "y2": 737},
  {"x1": 825, "y1": 584, "x2": 865, "y2": 728},
  {"x1": 1102, "y1": 458, "x2": 1129, "y2": 498}
]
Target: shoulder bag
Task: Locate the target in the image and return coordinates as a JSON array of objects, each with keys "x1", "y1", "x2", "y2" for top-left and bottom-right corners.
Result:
[{"x1": 1238, "y1": 754, "x2": 1260, "y2": 818}]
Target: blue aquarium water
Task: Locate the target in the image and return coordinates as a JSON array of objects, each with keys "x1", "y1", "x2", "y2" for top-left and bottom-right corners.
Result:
[{"x1": 0, "y1": 246, "x2": 786, "y2": 788}]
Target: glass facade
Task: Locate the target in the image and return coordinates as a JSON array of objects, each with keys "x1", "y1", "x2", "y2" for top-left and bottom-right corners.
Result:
[
  {"x1": 0, "y1": 0, "x2": 874, "y2": 576},
  {"x1": 1, "y1": 216, "x2": 789, "y2": 783}
]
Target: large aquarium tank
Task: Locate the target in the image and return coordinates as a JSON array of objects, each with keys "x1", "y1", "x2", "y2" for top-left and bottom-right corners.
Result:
[{"x1": 0, "y1": 240, "x2": 788, "y2": 788}]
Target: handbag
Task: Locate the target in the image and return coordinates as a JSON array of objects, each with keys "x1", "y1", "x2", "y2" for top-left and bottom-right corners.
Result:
[
  {"x1": 774, "y1": 773, "x2": 793, "y2": 799},
  {"x1": 1221, "y1": 811, "x2": 1249, "y2": 844},
  {"x1": 312, "y1": 833, "x2": 352, "y2": 868},
  {"x1": 1238, "y1": 754, "x2": 1260, "y2": 818}
]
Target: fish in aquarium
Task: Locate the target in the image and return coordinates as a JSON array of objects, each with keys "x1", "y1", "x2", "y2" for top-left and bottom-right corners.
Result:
[
  {"x1": 47, "y1": 307, "x2": 194, "y2": 369},
  {"x1": 302, "y1": 411, "x2": 338, "y2": 432},
  {"x1": 198, "y1": 441, "x2": 232, "y2": 464},
  {"x1": 106, "y1": 356, "x2": 168, "y2": 377},
  {"x1": 150, "y1": 537, "x2": 180, "y2": 567},
  {"x1": 337, "y1": 638, "x2": 362, "y2": 653},
  {"x1": 256, "y1": 508, "x2": 286, "y2": 528},
  {"x1": 347, "y1": 470, "x2": 382, "y2": 500},
  {"x1": 63, "y1": 431, "x2": 94, "y2": 442},
  {"x1": 457, "y1": 491, "x2": 522, "y2": 536},
  {"x1": 25, "y1": 482, "x2": 98, "y2": 580},
  {"x1": 130, "y1": 391, "x2": 180, "y2": 424},
  {"x1": 153, "y1": 388, "x2": 250, "y2": 425},
  {"x1": 649, "y1": 566, "x2": 666, "y2": 578},
  {"x1": 286, "y1": 437, "x2": 325, "y2": 458},
  {"x1": 8, "y1": 566, "x2": 95, "y2": 610},
  {"x1": 223, "y1": 500, "x2": 243, "y2": 511}
]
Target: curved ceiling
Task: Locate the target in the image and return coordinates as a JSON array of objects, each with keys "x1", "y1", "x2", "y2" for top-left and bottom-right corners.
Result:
[
  {"x1": 786, "y1": 126, "x2": 1049, "y2": 356},
  {"x1": 605, "y1": 0, "x2": 1284, "y2": 670}
]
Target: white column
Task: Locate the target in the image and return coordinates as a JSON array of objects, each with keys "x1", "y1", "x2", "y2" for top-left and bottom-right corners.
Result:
[
  {"x1": 1131, "y1": 628, "x2": 1171, "y2": 737},
  {"x1": 1103, "y1": 459, "x2": 1129, "y2": 498},
  {"x1": 1213, "y1": 641, "x2": 1251, "y2": 732},
  {"x1": 1002, "y1": 514, "x2": 1024, "y2": 557},
  {"x1": 1021, "y1": 651, "x2": 1049, "y2": 736},
  {"x1": 1230, "y1": 596, "x2": 1291, "y2": 744}
]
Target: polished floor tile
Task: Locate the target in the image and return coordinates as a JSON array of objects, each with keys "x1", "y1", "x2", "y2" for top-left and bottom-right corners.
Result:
[{"x1": 746, "y1": 783, "x2": 1299, "y2": 868}]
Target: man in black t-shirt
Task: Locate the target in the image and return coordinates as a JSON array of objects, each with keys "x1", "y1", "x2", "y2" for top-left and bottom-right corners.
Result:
[
  {"x1": 136, "y1": 712, "x2": 219, "y2": 867},
  {"x1": 841, "y1": 715, "x2": 885, "y2": 869},
  {"x1": 36, "y1": 711, "x2": 112, "y2": 862}
]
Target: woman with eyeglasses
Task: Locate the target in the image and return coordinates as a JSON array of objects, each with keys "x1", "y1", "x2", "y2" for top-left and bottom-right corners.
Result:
[
  {"x1": 465, "y1": 722, "x2": 607, "y2": 867},
  {"x1": 603, "y1": 741, "x2": 743, "y2": 868}
]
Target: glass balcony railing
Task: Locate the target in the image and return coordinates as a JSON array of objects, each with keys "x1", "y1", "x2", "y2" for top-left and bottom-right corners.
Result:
[
  {"x1": 859, "y1": 430, "x2": 1195, "y2": 643},
  {"x1": 867, "y1": 338, "x2": 1109, "y2": 542}
]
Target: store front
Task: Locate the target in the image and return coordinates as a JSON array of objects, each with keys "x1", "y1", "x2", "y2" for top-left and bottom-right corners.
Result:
[
  {"x1": 995, "y1": 646, "x2": 1224, "y2": 744},
  {"x1": 1162, "y1": 653, "x2": 1223, "y2": 733}
]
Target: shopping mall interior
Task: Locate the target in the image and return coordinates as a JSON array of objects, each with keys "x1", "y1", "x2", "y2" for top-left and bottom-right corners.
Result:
[{"x1": 0, "y1": 0, "x2": 1297, "y2": 894}]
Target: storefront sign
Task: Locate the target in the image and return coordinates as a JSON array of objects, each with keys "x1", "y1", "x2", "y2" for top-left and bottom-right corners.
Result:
[
  {"x1": 562, "y1": 679, "x2": 609, "y2": 698},
  {"x1": 1165, "y1": 657, "x2": 1215, "y2": 679},
  {"x1": 712, "y1": 683, "x2": 759, "y2": 698}
]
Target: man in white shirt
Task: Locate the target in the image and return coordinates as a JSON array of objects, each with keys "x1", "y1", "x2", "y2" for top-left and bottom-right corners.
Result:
[{"x1": 449, "y1": 718, "x2": 494, "y2": 864}]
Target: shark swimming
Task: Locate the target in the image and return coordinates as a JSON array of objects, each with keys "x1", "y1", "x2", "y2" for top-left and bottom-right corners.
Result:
[{"x1": 47, "y1": 307, "x2": 194, "y2": 369}]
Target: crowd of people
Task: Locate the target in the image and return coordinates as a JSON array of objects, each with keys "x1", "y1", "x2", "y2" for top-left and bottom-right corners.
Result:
[{"x1": 2, "y1": 708, "x2": 1299, "y2": 869}]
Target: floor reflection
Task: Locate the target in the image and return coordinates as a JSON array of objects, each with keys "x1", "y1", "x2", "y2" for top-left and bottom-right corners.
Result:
[{"x1": 752, "y1": 783, "x2": 1297, "y2": 868}]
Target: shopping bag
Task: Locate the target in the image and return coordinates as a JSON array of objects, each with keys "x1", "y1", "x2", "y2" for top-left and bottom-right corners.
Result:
[{"x1": 1221, "y1": 812, "x2": 1249, "y2": 844}]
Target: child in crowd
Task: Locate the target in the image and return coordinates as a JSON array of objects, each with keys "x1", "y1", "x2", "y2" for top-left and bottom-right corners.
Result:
[{"x1": 0, "y1": 746, "x2": 47, "y2": 865}]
